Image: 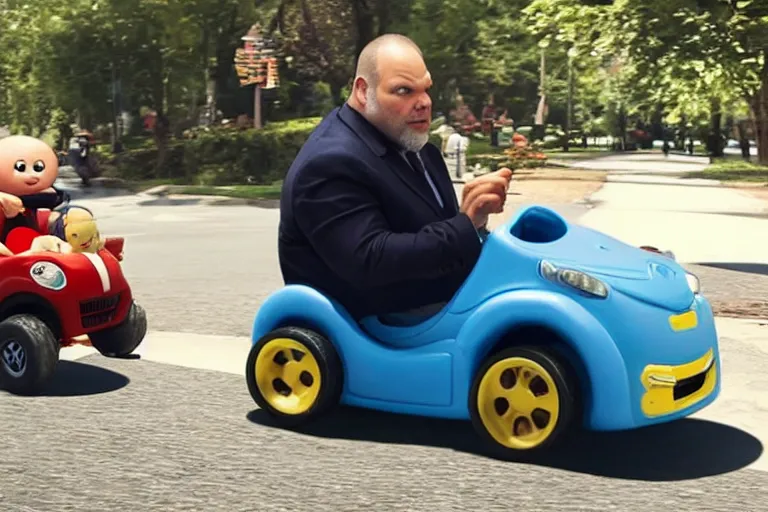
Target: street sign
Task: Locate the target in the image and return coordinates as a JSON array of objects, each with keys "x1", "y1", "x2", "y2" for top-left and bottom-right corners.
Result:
[{"x1": 234, "y1": 24, "x2": 280, "y2": 128}]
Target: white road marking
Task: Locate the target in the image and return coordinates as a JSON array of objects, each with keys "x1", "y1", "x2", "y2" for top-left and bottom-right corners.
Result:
[{"x1": 61, "y1": 330, "x2": 251, "y2": 376}]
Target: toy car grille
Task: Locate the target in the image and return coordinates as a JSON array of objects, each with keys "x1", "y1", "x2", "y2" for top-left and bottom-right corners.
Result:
[
  {"x1": 673, "y1": 370, "x2": 707, "y2": 401},
  {"x1": 80, "y1": 294, "x2": 121, "y2": 328}
]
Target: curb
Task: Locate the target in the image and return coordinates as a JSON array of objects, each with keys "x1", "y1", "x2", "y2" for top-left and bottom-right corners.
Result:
[{"x1": 137, "y1": 193, "x2": 280, "y2": 209}]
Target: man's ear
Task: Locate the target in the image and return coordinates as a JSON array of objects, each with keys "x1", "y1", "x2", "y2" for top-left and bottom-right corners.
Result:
[{"x1": 352, "y1": 77, "x2": 369, "y2": 107}]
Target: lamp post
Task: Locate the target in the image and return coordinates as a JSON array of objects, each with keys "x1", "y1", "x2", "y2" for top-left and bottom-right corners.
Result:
[
  {"x1": 565, "y1": 46, "x2": 578, "y2": 152},
  {"x1": 534, "y1": 39, "x2": 550, "y2": 141}
]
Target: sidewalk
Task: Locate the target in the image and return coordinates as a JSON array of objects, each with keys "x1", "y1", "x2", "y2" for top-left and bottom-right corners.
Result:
[
  {"x1": 579, "y1": 175, "x2": 768, "y2": 265},
  {"x1": 481, "y1": 169, "x2": 607, "y2": 230},
  {"x1": 578, "y1": 174, "x2": 768, "y2": 320}
]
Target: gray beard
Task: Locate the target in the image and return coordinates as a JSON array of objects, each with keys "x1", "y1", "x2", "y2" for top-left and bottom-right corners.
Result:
[{"x1": 366, "y1": 88, "x2": 429, "y2": 152}]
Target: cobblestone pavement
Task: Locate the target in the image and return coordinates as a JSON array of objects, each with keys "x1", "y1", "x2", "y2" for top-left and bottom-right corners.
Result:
[
  {"x1": 689, "y1": 186, "x2": 768, "y2": 319},
  {"x1": 688, "y1": 263, "x2": 768, "y2": 319}
]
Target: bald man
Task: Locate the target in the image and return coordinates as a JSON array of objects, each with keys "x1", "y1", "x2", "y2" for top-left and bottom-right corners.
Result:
[{"x1": 278, "y1": 34, "x2": 512, "y2": 323}]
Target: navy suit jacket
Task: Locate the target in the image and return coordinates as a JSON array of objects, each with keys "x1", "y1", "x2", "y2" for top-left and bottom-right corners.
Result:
[{"x1": 278, "y1": 103, "x2": 483, "y2": 320}]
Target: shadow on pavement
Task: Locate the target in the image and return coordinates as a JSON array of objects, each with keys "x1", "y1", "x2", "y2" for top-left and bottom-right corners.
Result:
[
  {"x1": 697, "y1": 262, "x2": 768, "y2": 276},
  {"x1": 247, "y1": 407, "x2": 762, "y2": 481},
  {"x1": 42, "y1": 360, "x2": 130, "y2": 397}
]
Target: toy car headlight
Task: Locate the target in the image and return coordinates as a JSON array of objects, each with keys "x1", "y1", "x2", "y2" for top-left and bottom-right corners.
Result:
[
  {"x1": 29, "y1": 262, "x2": 67, "y2": 291},
  {"x1": 685, "y1": 271, "x2": 700, "y2": 294},
  {"x1": 540, "y1": 260, "x2": 608, "y2": 299}
]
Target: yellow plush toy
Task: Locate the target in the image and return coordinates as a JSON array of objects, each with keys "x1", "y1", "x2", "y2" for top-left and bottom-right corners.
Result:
[{"x1": 50, "y1": 204, "x2": 104, "y2": 253}]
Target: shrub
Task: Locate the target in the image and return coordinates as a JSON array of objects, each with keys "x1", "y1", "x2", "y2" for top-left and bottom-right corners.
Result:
[
  {"x1": 502, "y1": 133, "x2": 548, "y2": 170},
  {"x1": 103, "y1": 117, "x2": 323, "y2": 185}
]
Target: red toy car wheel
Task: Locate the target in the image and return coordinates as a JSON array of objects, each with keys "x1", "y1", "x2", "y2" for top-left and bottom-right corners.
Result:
[
  {"x1": 0, "y1": 314, "x2": 59, "y2": 396},
  {"x1": 88, "y1": 301, "x2": 147, "y2": 358}
]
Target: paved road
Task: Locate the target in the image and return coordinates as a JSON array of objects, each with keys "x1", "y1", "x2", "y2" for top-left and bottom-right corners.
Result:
[
  {"x1": 2, "y1": 333, "x2": 768, "y2": 512},
  {"x1": 1, "y1": 178, "x2": 767, "y2": 511}
]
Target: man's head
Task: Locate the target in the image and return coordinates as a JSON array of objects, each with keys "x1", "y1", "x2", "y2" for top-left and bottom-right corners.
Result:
[
  {"x1": 348, "y1": 34, "x2": 433, "y2": 152},
  {"x1": 0, "y1": 135, "x2": 59, "y2": 197}
]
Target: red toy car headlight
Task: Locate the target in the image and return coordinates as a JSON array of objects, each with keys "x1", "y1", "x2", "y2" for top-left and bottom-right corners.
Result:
[{"x1": 29, "y1": 261, "x2": 67, "y2": 291}]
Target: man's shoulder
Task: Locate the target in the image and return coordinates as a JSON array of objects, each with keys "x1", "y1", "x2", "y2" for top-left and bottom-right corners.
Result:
[{"x1": 288, "y1": 117, "x2": 379, "y2": 178}]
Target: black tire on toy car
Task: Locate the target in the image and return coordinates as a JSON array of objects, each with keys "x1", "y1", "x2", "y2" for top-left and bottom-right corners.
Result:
[
  {"x1": 246, "y1": 326, "x2": 343, "y2": 427},
  {"x1": 469, "y1": 346, "x2": 576, "y2": 458},
  {"x1": 0, "y1": 314, "x2": 60, "y2": 396},
  {"x1": 88, "y1": 301, "x2": 147, "y2": 358}
]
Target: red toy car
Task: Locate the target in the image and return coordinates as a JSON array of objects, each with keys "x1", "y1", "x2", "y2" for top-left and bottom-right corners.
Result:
[{"x1": 0, "y1": 237, "x2": 147, "y2": 395}]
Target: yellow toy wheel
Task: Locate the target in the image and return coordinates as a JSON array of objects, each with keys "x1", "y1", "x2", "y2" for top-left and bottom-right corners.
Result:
[
  {"x1": 470, "y1": 346, "x2": 576, "y2": 457},
  {"x1": 246, "y1": 327, "x2": 343, "y2": 426}
]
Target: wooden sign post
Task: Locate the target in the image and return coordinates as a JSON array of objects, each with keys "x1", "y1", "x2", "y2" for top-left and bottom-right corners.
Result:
[{"x1": 234, "y1": 24, "x2": 280, "y2": 129}]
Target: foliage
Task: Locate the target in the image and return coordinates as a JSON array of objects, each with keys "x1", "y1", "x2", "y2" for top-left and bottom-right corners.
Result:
[
  {"x1": 502, "y1": 133, "x2": 548, "y2": 169},
  {"x1": 693, "y1": 157, "x2": 768, "y2": 181},
  {"x1": 1, "y1": 0, "x2": 766, "y2": 177},
  {"x1": 525, "y1": 0, "x2": 768, "y2": 161},
  {"x1": 104, "y1": 117, "x2": 321, "y2": 184},
  {"x1": 176, "y1": 184, "x2": 283, "y2": 199}
]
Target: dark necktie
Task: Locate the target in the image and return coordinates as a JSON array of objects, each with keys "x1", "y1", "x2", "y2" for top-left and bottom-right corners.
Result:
[{"x1": 405, "y1": 151, "x2": 444, "y2": 209}]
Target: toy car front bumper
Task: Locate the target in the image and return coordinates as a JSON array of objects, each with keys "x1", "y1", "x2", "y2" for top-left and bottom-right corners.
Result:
[
  {"x1": 53, "y1": 251, "x2": 133, "y2": 338},
  {"x1": 639, "y1": 345, "x2": 718, "y2": 419},
  {"x1": 586, "y1": 294, "x2": 721, "y2": 431}
]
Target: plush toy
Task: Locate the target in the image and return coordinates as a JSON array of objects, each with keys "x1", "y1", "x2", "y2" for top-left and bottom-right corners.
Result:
[
  {"x1": 50, "y1": 204, "x2": 104, "y2": 253},
  {"x1": 0, "y1": 135, "x2": 73, "y2": 255}
]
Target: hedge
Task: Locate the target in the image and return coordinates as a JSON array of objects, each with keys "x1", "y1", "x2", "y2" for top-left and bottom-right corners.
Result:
[
  {"x1": 102, "y1": 117, "x2": 544, "y2": 186},
  {"x1": 101, "y1": 117, "x2": 323, "y2": 186}
]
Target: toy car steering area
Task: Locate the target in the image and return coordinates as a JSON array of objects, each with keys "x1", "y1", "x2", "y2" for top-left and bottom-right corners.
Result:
[{"x1": 244, "y1": 204, "x2": 719, "y2": 460}]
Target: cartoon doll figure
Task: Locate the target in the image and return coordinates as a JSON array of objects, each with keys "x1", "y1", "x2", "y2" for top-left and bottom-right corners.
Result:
[
  {"x1": 50, "y1": 204, "x2": 105, "y2": 254},
  {"x1": 0, "y1": 135, "x2": 73, "y2": 255}
]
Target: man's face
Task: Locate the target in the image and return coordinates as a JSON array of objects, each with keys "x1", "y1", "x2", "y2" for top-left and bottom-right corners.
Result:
[{"x1": 363, "y1": 47, "x2": 433, "y2": 152}]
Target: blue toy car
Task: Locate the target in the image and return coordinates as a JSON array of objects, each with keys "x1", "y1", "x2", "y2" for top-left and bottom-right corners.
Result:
[{"x1": 245, "y1": 205, "x2": 720, "y2": 457}]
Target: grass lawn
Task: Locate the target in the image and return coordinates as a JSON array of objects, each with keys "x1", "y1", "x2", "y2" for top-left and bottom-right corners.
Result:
[{"x1": 692, "y1": 158, "x2": 768, "y2": 182}]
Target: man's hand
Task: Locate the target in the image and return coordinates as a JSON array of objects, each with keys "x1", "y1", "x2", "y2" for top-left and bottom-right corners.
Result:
[
  {"x1": 460, "y1": 168, "x2": 514, "y2": 229},
  {"x1": 0, "y1": 192, "x2": 24, "y2": 219}
]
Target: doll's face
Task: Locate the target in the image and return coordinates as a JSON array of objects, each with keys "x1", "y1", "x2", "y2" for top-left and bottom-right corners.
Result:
[
  {"x1": 0, "y1": 135, "x2": 59, "y2": 196},
  {"x1": 63, "y1": 208, "x2": 100, "y2": 252}
]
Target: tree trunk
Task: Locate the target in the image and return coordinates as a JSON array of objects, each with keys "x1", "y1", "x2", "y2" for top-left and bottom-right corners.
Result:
[
  {"x1": 148, "y1": 41, "x2": 169, "y2": 176},
  {"x1": 708, "y1": 97, "x2": 724, "y2": 158},
  {"x1": 376, "y1": 0, "x2": 390, "y2": 35},
  {"x1": 352, "y1": 0, "x2": 375, "y2": 58},
  {"x1": 750, "y1": 73, "x2": 768, "y2": 166},
  {"x1": 737, "y1": 120, "x2": 751, "y2": 161}
]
